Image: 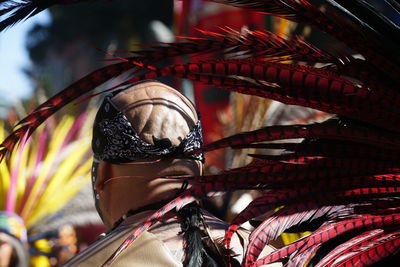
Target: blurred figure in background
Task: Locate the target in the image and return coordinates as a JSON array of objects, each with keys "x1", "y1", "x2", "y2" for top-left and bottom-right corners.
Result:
[{"x1": 0, "y1": 212, "x2": 29, "y2": 267}]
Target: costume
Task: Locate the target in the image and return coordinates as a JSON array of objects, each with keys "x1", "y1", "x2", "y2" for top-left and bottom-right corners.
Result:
[
  {"x1": 64, "y1": 209, "x2": 251, "y2": 267},
  {"x1": 0, "y1": 212, "x2": 28, "y2": 267},
  {"x1": 1, "y1": 0, "x2": 400, "y2": 266},
  {"x1": 0, "y1": 113, "x2": 94, "y2": 266},
  {"x1": 65, "y1": 81, "x2": 251, "y2": 266}
]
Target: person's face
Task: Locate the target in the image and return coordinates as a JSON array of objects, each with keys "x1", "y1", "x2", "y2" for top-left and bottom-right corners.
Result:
[{"x1": 94, "y1": 158, "x2": 202, "y2": 228}]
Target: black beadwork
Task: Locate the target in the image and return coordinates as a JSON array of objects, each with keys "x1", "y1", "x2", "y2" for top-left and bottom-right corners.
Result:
[{"x1": 92, "y1": 88, "x2": 204, "y2": 164}]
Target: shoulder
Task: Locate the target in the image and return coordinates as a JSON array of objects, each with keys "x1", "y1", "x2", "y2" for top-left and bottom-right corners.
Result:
[{"x1": 63, "y1": 223, "x2": 182, "y2": 267}]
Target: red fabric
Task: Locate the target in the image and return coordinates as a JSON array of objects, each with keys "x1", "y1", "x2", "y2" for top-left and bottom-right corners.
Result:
[{"x1": 75, "y1": 224, "x2": 106, "y2": 245}]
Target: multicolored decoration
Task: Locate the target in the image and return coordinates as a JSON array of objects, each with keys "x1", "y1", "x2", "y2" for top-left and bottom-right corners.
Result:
[
  {"x1": 0, "y1": 113, "x2": 92, "y2": 229},
  {"x1": 0, "y1": 112, "x2": 93, "y2": 265},
  {"x1": 0, "y1": 211, "x2": 27, "y2": 242}
]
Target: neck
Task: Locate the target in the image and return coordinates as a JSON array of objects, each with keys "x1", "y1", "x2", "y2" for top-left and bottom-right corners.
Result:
[
  {"x1": 111, "y1": 199, "x2": 171, "y2": 230},
  {"x1": 95, "y1": 159, "x2": 201, "y2": 228},
  {"x1": 99, "y1": 177, "x2": 183, "y2": 228}
]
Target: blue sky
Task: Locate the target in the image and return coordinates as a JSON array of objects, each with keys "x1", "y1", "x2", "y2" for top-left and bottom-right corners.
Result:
[{"x1": 0, "y1": 11, "x2": 51, "y2": 111}]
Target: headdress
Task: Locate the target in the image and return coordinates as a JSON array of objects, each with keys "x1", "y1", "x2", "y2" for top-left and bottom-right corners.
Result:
[
  {"x1": 0, "y1": 113, "x2": 92, "y2": 227},
  {"x1": 0, "y1": 0, "x2": 399, "y2": 266},
  {"x1": 0, "y1": 211, "x2": 27, "y2": 242},
  {"x1": 0, "y1": 112, "x2": 95, "y2": 265},
  {"x1": 92, "y1": 85, "x2": 204, "y2": 164}
]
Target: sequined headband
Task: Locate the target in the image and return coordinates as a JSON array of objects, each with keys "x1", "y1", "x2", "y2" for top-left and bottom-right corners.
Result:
[{"x1": 92, "y1": 88, "x2": 204, "y2": 164}]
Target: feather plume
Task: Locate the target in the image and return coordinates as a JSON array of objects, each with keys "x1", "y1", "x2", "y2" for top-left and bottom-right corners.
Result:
[
  {"x1": 324, "y1": 0, "x2": 400, "y2": 60},
  {"x1": 329, "y1": 230, "x2": 400, "y2": 267},
  {"x1": 287, "y1": 243, "x2": 322, "y2": 267},
  {"x1": 315, "y1": 229, "x2": 386, "y2": 267},
  {"x1": 208, "y1": 0, "x2": 400, "y2": 79},
  {"x1": 113, "y1": 59, "x2": 400, "y2": 131},
  {"x1": 0, "y1": 0, "x2": 48, "y2": 32},
  {"x1": 386, "y1": 0, "x2": 400, "y2": 14},
  {"x1": 199, "y1": 118, "x2": 400, "y2": 153},
  {"x1": 253, "y1": 214, "x2": 400, "y2": 266},
  {"x1": 249, "y1": 203, "x2": 352, "y2": 244},
  {"x1": 1, "y1": 0, "x2": 399, "y2": 266},
  {"x1": 0, "y1": 112, "x2": 93, "y2": 230}
]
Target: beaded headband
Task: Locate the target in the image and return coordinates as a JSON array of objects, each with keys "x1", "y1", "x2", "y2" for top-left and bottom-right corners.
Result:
[{"x1": 92, "y1": 88, "x2": 204, "y2": 164}]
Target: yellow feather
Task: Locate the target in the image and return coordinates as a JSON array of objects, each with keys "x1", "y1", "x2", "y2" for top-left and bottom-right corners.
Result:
[
  {"x1": 29, "y1": 139, "x2": 91, "y2": 221},
  {"x1": 21, "y1": 116, "x2": 76, "y2": 219},
  {"x1": 26, "y1": 126, "x2": 44, "y2": 183},
  {"x1": 15, "y1": 136, "x2": 30, "y2": 210},
  {"x1": 0, "y1": 121, "x2": 11, "y2": 209},
  {"x1": 1, "y1": 112, "x2": 92, "y2": 235},
  {"x1": 27, "y1": 159, "x2": 91, "y2": 227}
]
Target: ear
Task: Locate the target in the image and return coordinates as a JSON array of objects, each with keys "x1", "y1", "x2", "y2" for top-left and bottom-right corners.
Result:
[
  {"x1": 95, "y1": 160, "x2": 113, "y2": 191},
  {"x1": 197, "y1": 160, "x2": 203, "y2": 176}
]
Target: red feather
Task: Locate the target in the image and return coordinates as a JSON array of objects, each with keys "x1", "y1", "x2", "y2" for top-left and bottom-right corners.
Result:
[
  {"x1": 226, "y1": 187, "x2": 400, "y2": 252},
  {"x1": 316, "y1": 229, "x2": 386, "y2": 267},
  {"x1": 0, "y1": 60, "x2": 134, "y2": 161},
  {"x1": 207, "y1": 0, "x2": 400, "y2": 80},
  {"x1": 331, "y1": 230, "x2": 400, "y2": 267},
  {"x1": 199, "y1": 118, "x2": 400, "y2": 153},
  {"x1": 101, "y1": 181, "x2": 232, "y2": 266},
  {"x1": 247, "y1": 204, "x2": 351, "y2": 260},
  {"x1": 253, "y1": 214, "x2": 400, "y2": 266},
  {"x1": 77, "y1": 59, "x2": 400, "y2": 131},
  {"x1": 287, "y1": 243, "x2": 322, "y2": 267}
]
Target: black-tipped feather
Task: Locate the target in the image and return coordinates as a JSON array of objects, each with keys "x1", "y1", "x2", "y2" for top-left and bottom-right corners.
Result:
[
  {"x1": 0, "y1": 0, "x2": 47, "y2": 32},
  {"x1": 324, "y1": 0, "x2": 400, "y2": 63},
  {"x1": 386, "y1": 0, "x2": 400, "y2": 14},
  {"x1": 179, "y1": 205, "x2": 220, "y2": 267},
  {"x1": 0, "y1": 0, "x2": 93, "y2": 31}
]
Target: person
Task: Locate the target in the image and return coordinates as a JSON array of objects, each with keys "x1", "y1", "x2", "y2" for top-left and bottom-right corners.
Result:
[
  {"x1": 0, "y1": 212, "x2": 29, "y2": 267},
  {"x1": 63, "y1": 80, "x2": 251, "y2": 266},
  {"x1": 1, "y1": 1, "x2": 399, "y2": 266}
]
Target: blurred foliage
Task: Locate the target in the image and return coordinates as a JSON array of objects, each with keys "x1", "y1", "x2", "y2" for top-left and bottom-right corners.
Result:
[
  {"x1": 25, "y1": 0, "x2": 173, "y2": 96},
  {"x1": 27, "y1": 0, "x2": 173, "y2": 64}
]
